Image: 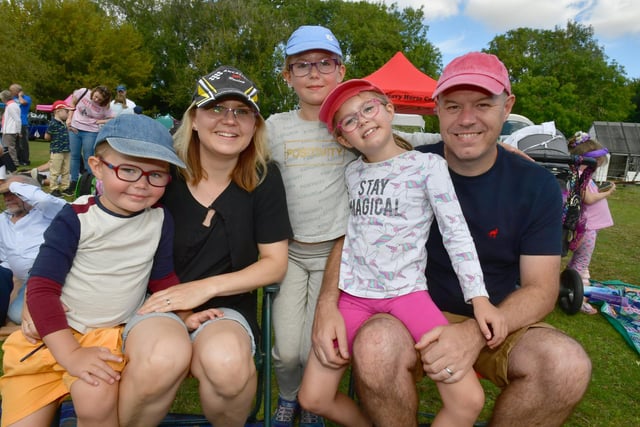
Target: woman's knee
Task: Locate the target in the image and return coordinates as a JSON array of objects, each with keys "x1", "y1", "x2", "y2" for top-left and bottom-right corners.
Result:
[
  {"x1": 192, "y1": 325, "x2": 256, "y2": 396},
  {"x1": 125, "y1": 321, "x2": 192, "y2": 381}
]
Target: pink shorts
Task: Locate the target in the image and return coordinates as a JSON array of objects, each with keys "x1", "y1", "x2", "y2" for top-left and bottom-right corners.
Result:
[{"x1": 338, "y1": 290, "x2": 448, "y2": 352}]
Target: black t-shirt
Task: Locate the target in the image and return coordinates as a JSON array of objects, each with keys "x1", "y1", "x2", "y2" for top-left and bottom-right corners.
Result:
[
  {"x1": 416, "y1": 143, "x2": 562, "y2": 316},
  {"x1": 162, "y1": 162, "x2": 293, "y2": 337}
]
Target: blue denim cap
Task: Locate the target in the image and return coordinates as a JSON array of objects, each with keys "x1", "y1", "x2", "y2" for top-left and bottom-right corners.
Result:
[
  {"x1": 95, "y1": 114, "x2": 185, "y2": 168},
  {"x1": 285, "y1": 25, "x2": 343, "y2": 57},
  {"x1": 193, "y1": 66, "x2": 259, "y2": 112}
]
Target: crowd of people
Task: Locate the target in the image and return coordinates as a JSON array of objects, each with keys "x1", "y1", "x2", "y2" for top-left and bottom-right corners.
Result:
[{"x1": 0, "y1": 25, "x2": 597, "y2": 427}]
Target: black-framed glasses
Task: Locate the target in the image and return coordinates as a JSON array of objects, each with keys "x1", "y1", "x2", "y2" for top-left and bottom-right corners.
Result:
[
  {"x1": 206, "y1": 104, "x2": 257, "y2": 124},
  {"x1": 99, "y1": 158, "x2": 172, "y2": 187},
  {"x1": 337, "y1": 98, "x2": 385, "y2": 133},
  {"x1": 288, "y1": 58, "x2": 341, "y2": 77}
]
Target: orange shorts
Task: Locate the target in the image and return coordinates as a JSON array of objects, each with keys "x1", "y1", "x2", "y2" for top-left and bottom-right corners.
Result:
[{"x1": 0, "y1": 326, "x2": 126, "y2": 427}]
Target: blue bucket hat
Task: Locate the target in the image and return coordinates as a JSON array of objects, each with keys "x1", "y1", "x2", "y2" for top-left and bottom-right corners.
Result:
[
  {"x1": 94, "y1": 114, "x2": 185, "y2": 168},
  {"x1": 285, "y1": 25, "x2": 343, "y2": 57}
]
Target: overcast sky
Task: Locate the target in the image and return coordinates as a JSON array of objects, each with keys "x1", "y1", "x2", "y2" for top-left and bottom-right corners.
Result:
[{"x1": 365, "y1": 0, "x2": 640, "y2": 78}]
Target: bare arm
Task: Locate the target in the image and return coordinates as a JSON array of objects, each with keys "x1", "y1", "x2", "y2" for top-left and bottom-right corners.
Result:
[
  {"x1": 583, "y1": 182, "x2": 615, "y2": 204},
  {"x1": 138, "y1": 239, "x2": 289, "y2": 313},
  {"x1": 311, "y1": 236, "x2": 350, "y2": 368},
  {"x1": 417, "y1": 254, "x2": 560, "y2": 383},
  {"x1": 499, "y1": 254, "x2": 560, "y2": 330}
]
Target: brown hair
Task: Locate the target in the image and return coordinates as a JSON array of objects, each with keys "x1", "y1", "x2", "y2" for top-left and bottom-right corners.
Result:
[{"x1": 91, "y1": 85, "x2": 112, "y2": 106}]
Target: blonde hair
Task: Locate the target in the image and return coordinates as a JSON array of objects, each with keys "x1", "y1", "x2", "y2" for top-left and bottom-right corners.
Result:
[
  {"x1": 113, "y1": 92, "x2": 128, "y2": 109},
  {"x1": 568, "y1": 131, "x2": 609, "y2": 167},
  {"x1": 173, "y1": 102, "x2": 269, "y2": 192}
]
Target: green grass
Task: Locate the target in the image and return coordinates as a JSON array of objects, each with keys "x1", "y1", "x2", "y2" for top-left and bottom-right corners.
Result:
[{"x1": 4, "y1": 142, "x2": 640, "y2": 425}]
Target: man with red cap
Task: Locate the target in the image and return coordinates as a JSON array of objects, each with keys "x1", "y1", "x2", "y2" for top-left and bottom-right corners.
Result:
[{"x1": 312, "y1": 52, "x2": 592, "y2": 426}]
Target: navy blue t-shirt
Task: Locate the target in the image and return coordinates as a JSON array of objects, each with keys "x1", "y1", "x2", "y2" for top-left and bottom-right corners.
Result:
[{"x1": 416, "y1": 142, "x2": 562, "y2": 316}]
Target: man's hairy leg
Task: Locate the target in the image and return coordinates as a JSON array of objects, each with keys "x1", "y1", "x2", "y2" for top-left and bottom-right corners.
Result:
[
  {"x1": 490, "y1": 328, "x2": 591, "y2": 427},
  {"x1": 352, "y1": 315, "x2": 420, "y2": 427}
]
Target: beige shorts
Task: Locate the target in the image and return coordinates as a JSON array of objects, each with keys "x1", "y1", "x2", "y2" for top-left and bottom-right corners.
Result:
[
  {"x1": 0, "y1": 326, "x2": 126, "y2": 427},
  {"x1": 441, "y1": 312, "x2": 554, "y2": 387}
]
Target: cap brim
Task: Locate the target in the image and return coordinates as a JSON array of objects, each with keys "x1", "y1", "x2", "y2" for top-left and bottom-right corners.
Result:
[
  {"x1": 196, "y1": 91, "x2": 260, "y2": 113},
  {"x1": 104, "y1": 137, "x2": 186, "y2": 168},
  {"x1": 433, "y1": 74, "x2": 507, "y2": 99},
  {"x1": 319, "y1": 79, "x2": 384, "y2": 133},
  {"x1": 286, "y1": 42, "x2": 342, "y2": 57}
]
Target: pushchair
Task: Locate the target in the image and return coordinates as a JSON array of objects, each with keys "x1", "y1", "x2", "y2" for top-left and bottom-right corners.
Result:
[{"x1": 506, "y1": 124, "x2": 598, "y2": 314}]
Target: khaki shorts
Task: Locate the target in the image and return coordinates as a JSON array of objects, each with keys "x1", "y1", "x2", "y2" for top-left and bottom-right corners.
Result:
[
  {"x1": 0, "y1": 327, "x2": 126, "y2": 427},
  {"x1": 438, "y1": 312, "x2": 554, "y2": 388}
]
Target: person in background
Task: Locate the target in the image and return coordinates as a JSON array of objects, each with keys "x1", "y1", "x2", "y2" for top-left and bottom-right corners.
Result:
[
  {"x1": 1, "y1": 90, "x2": 22, "y2": 168},
  {"x1": 299, "y1": 79, "x2": 506, "y2": 427},
  {"x1": 0, "y1": 174, "x2": 67, "y2": 326},
  {"x1": 266, "y1": 25, "x2": 441, "y2": 427},
  {"x1": 134, "y1": 66, "x2": 292, "y2": 427},
  {"x1": 566, "y1": 131, "x2": 615, "y2": 314},
  {"x1": 66, "y1": 85, "x2": 113, "y2": 191},
  {"x1": 110, "y1": 92, "x2": 134, "y2": 116},
  {"x1": 110, "y1": 84, "x2": 136, "y2": 112},
  {"x1": 9, "y1": 84, "x2": 32, "y2": 166},
  {"x1": 311, "y1": 52, "x2": 592, "y2": 427},
  {"x1": 44, "y1": 100, "x2": 74, "y2": 196}
]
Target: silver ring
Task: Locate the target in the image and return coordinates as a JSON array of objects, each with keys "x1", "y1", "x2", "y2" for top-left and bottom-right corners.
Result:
[
  {"x1": 165, "y1": 298, "x2": 171, "y2": 306},
  {"x1": 444, "y1": 367, "x2": 454, "y2": 376}
]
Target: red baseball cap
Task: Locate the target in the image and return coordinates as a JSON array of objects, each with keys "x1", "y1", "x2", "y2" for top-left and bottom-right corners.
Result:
[
  {"x1": 319, "y1": 79, "x2": 385, "y2": 133},
  {"x1": 432, "y1": 52, "x2": 511, "y2": 99},
  {"x1": 52, "y1": 100, "x2": 75, "y2": 111}
]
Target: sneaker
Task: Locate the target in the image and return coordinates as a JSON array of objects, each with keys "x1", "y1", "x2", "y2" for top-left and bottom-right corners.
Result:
[
  {"x1": 300, "y1": 409, "x2": 325, "y2": 427},
  {"x1": 50, "y1": 189, "x2": 62, "y2": 197},
  {"x1": 63, "y1": 184, "x2": 76, "y2": 196},
  {"x1": 273, "y1": 397, "x2": 299, "y2": 427}
]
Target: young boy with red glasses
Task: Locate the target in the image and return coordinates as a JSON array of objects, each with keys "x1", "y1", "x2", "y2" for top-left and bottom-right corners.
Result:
[{"x1": 0, "y1": 114, "x2": 222, "y2": 427}]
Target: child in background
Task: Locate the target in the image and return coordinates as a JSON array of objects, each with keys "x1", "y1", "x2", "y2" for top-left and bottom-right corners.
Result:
[
  {"x1": 0, "y1": 114, "x2": 220, "y2": 427},
  {"x1": 266, "y1": 25, "x2": 441, "y2": 427},
  {"x1": 298, "y1": 79, "x2": 507, "y2": 427},
  {"x1": 567, "y1": 131, "x2": 615, "y2": 314},
  {"x1": 44, "y1": 100, "x2": 74, "y2": 196}
]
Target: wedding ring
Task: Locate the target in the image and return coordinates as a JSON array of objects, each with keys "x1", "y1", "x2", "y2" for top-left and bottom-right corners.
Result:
[
  {"x1": 444, "y1": 367, "x2": 454, "y2": 376},
  {"x1": 165, "y1": 298, "x2": 171, "y2": 306}
]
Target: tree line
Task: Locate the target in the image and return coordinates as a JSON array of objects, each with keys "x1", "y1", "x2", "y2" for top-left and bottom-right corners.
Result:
[{"x1": 1, "y1": 0, "x2": 637, "y2": 134}]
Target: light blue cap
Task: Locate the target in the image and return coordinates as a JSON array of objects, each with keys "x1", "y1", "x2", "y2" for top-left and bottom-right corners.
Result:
[
  {"x1": 95, "y1": 114, "x2": 185, "y2": 168},
  {"x1": 285, "y1": 25, "x2": 343, "y2": 57}
]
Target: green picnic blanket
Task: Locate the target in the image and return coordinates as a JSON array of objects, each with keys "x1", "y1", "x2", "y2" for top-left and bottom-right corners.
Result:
[{"x1": 585, "y1": 280, "x2": 640, "y2": 355}]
